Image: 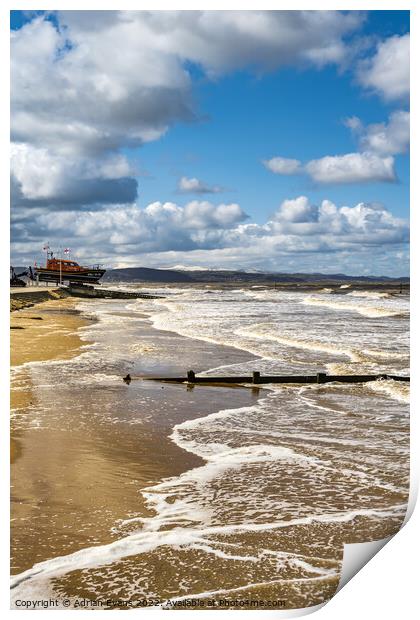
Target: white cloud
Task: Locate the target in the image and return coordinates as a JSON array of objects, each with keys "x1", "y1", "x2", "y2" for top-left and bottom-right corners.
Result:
[
  {"x1": 136, "y1": 10, "x2": 363, "y2": 75},
  {"x1": 177, "y1": 176, "x2": 225, "y2": 194},
  {"x1": 343, "y1": 116, "x2": 363, "y2": 132},
  {"x1": 274, "y1": 196, "x2": 318, "y2": 223},
  {"x1": 305, "y1": 152, "x2": 396, "y2": 184},
  {"x1": 10, "y1": 11, "x2": 365, "y2": 214},
  {"x1": 263, "y1": 157, "x2": 302, "y2": 175},
  {"x1": 183, "y1": 201, "x2": 247, "y2": 228},
  {"x1": 10, "y1": 11, "x2": 409, "y2": 276},
  {"x1": 11, "y1": 143, "x2": 137, "y2": 206},
  {"x1": 264, "y1": 109, "x2": 409, "y2": 186},
  {"x1": 11, "y1": 11, "x2": 364, "y2": 159},
  {"x1": 359, "y1": 110, "x2": 410, "y2": 156},
  {"x1": 357, "y1": 33, "x2": 409, "y2": 101},
  {"x1": 11, "y1": 18, "x2": 192, "y2": 157},
  {"x1": 28, "y1": 200, "x2": 248, "y2": 251},
  {"x1": 11, "y1": 196, "x2": 408, "y2": 276},
  {"x1": 264, "y1": 151, "x2": 396, "y2": 185}
]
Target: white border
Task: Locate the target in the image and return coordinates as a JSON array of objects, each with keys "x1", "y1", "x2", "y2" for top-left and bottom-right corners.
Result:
[{"x1": 2, "y1": 2, "x2": 417, "y2": 618}]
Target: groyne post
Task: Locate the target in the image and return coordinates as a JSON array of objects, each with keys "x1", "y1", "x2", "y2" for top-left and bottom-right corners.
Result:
[{"x1": 138, "y1": 371, "x2": 409, "y2": 386}]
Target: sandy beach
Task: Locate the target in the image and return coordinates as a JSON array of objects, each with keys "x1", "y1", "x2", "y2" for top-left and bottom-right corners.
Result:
[
  {"x1": 10, "y1": 294, "x2": 258, "y2": 582},
  {"x1": 11, "y1": 297, "x2": 91, "y2": 462},
  {"x1": 10, "y1": 286, "x2": 409, "y2": 609}
]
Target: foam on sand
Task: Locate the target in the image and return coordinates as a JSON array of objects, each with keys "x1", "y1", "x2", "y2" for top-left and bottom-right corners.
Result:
[{"x1": 11, "y1": 501, "x2": 406, "y2": 602}]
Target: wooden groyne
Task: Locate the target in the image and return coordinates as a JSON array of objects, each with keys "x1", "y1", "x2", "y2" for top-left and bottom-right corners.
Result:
[{"x1": 133, "y1": 370, "x2": 410, "y2": 385}]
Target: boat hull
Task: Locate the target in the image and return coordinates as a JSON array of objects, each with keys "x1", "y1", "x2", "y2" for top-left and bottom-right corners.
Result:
[{"x1": 34, "y1": 268, "x2": 106, "y2": 284}]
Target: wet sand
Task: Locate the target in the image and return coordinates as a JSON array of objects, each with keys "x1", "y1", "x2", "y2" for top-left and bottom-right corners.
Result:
[
  {"x1": 11, "y1": 297, "x2": 90, "y2": 367},
  {"x1": 11, "y1": 298, "x2": 92, "y2": 464},
  {"x1": 10, "y1": 299, "x2": 258, "y2": 578}
]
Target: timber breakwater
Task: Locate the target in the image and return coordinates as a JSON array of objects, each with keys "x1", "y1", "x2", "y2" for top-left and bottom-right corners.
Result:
[{"x1": 138, "y1": 370, "x2": 410, "y2": 386}]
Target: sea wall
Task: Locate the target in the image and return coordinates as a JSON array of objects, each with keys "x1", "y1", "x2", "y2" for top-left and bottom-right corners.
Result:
[{"x1": 10, "y1": 288, "x2": 70, "y2": 312}]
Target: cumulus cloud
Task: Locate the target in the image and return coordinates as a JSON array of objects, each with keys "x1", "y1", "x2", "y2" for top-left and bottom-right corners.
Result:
[
  {"x1": 11, "y1": 10, "x2": 366, "y2": 215},
  {"x1": 274, "y1": 196, "x2": 318, "y2": 222},
  {"x1": 264, "y1": 106, "x2": 410, "y2": 185},
  {"x1": 10, "y1": 11, "x2": 408, "y2": 276},
  {"x1": 11, "y1": 196, "x2": 408, "y2": 276},
  {"x1": 11, "y1": 11, "x2": 365, "y2": 159},
  {"x1": 264, "y1": 151, "x2": 396, "y2": 185},
  {"x1": 22, "y1": 200, "x2": 248, "y2": 253},
  {"x1": 263, "y1": 157, "x2": 302, "y2": 175},
  {"x1": 305, "y1": 152, "x2": 396, "y2": 184},
  {"x1": 11, "y1": 16, "x2": 193, "y2": 156},
  {"x1": 11, "y1": 143, "x2": 138, "y2": 207},
  {"x1": 349, "y1": 110, "x2": 410, "y2": 156},
  {"x1": 177, "y1": 176, "x2": 225, "y2": 194},
  {"x1": 129, "y1": 10, "x2": 364, "y2": 75},
  {"x1": 357, "y1": 33, "x2": 409, "y2": 101}
]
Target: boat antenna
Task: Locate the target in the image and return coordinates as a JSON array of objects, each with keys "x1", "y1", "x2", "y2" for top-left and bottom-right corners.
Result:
[{"x1": 43, "y1": 243, "x2": 50, "y2": 262}]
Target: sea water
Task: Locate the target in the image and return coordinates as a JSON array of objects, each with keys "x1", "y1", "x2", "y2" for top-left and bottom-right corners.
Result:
[{"x1": 10, "y1": 286, "x2": 410, "y2": 609}]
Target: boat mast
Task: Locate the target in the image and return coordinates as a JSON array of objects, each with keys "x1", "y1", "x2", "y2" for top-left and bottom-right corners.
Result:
[{"x1": 43, "y1": 243, "x2": 50, "y2": 265}]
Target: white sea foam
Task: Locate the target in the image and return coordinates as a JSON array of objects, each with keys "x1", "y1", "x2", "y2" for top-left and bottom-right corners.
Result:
[
  {"x1": 348, "y1": 291, "x2": 391, "y2": 299},
  {"x1": 236, "y1": 324, "x2": 397, "y2": 366},
  {"x1": 163, "y1": 569, "x2": 337, "y2": 607},
  {"x1": 302, "y1": 296, "x2": 407, "y2": 318},
  {"x1": 366, "y1": 379, "x2": 410, "y2": 404},
  {"x1": 11, "y1": 502, "x2": 406, "y2": 600},
  {"x1": 238, "y1": 326, "x2": 360, "y2": 360}
]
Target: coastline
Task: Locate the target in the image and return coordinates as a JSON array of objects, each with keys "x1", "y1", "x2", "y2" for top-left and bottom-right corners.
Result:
[
  {"x1": 10, "y1": 295, "x2": 259, "y2": 580},
  {"x1": 10, "y1": 287, "x2": 409, "y2": 609},
  {"x1": 10, "y1": 296, "x2": 91, "y2": 367},
  {"x1": 10, "y1": 297, "x2": 94, "y2": 465}
]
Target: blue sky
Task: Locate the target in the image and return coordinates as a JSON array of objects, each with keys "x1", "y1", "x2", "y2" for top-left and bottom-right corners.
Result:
[{"x1": 10, "y1": 10, "x2": 410, "y2": 275}]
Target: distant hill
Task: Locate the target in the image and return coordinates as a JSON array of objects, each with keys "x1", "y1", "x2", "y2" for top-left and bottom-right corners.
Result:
[{"x1": 103, "y1": 267, "x2": 409, "y2": 284}]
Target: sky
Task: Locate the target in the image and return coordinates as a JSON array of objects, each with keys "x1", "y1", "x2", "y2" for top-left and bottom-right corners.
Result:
[{"x1": 10, "y1": 9, "x2": 410, "y2": 276}]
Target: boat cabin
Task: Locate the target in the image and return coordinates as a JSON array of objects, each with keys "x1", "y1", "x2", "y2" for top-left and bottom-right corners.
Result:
[{"x1": 46, "y1": 258, "x2": 83, "y2": 272}]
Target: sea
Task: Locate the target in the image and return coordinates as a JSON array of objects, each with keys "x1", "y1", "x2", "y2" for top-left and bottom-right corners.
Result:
[{"x1": 10, "y1": 284, "x2": 410, "y2": 609}]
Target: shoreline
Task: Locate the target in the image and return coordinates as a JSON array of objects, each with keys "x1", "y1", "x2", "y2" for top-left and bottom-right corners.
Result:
[
  {"x1": 10, "y1": 295, "x2": 258, "y2": 580},
  {"x1": 10, "y1": 287, "x2": 408, "y2": 609},
  {"x1": 10, "y1": 297, "x2": 94, "y2": 466},
  {"x1": 10, "y1": 296, "x2": 92, "y2": 368}
]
